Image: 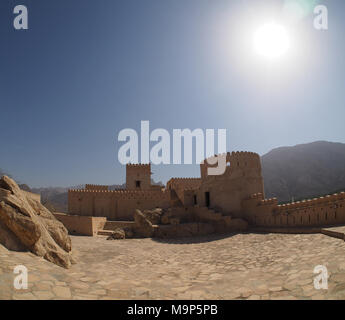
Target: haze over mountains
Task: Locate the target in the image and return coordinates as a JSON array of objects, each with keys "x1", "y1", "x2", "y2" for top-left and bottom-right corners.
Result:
[
  {"x1": 261, "y1": 141, "x2": 345, "y2": 202},
  {"x1": 2, "y1": 141, "x2": 345, "y2": 211}
]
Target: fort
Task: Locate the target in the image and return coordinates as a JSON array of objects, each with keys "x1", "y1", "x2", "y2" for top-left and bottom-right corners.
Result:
[{"x1": 57, "y1": 150, "x2": 345, "y2": 237}]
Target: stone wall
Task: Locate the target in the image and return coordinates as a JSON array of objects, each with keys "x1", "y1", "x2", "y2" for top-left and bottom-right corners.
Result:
[
  {"x1": 126, "y1": 164, "x2": 152, "y2": 190},
  {"x1": 196, "y1": 152, "x2": 264, "y2": 218},
  {"x1": 53, "y1": 213, "x2": 106, "y2": 236},
  {"x1": 68, "y1": 189, "x2": 170, "y2": 220},
  {"x1": 242, "y1": 192, "x2": 345, "y2": 228}
]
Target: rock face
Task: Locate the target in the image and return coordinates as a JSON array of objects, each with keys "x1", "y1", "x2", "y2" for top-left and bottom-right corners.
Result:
[
  {"x1": 0, "y1": 176, "x2": 74, "y2": 268},
  {"x1": 133, "y1": 209, "x2": 154, "y2": 238},
  {"x1": 142, "y1": 208, "x2": 163, "y2": 225}
]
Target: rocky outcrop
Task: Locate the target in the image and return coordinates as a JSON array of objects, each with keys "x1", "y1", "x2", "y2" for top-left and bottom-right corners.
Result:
[
  {"x1": 142, "y1": 208, "x2": 163, "y2": 225},
  {"x1": 133, "y1": 209, "x2": 154, "y2": 238},
  {"x1": 0, "y1": 176, "x2": 75, "y2": 268},
  {"x1": 107, "y1": 228, "x2": 126, "y2": 240}
]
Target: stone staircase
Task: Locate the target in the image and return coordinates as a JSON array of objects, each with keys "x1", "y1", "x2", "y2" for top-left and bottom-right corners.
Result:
[
  {"x1": 194, "y1": 206, "x2": 231, "y2": 223},
  {"x1": 193, "y1": 206, "x2": 248, "y2": 233}
]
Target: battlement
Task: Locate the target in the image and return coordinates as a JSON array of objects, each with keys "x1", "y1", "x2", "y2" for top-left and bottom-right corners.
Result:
[
  {"x1": 278, "y1": 192, "x2": 345, "y2": 210},
  {"x1": 249, "y1": 193, "x2": 264, "y2": 200},
  {"x1": 200, "y1": 151, "x2": 262, "y2": 180},
  {"x1": 69, "y1": 188, "x2": 169, "y2": 200},
  {"x1": 126, "y1": 163, "x2": 151, "y2": 171},
  {"x1": 85, "y1": 184, "x2": 109, "y2": 191},
  {"x1": 166, "y1": 178, "x2": 201, "y2": 191},
  {"x1": 260, "y1": 198, "x2": 278, "y2": 206},
  {"x1": 202, "y1": 151, "x2": 260, "y2": 165}
]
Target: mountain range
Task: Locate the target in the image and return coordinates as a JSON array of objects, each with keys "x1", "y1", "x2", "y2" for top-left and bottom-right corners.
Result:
[{"x1": 261, "y1": 141, "x2": 345, "y2": 202}]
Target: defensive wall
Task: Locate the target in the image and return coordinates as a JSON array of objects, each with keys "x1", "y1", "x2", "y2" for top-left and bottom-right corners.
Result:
[
  {"x1": 53, "y1": 213, "x2": 107, "y2": 236},
  {"x1": 242, "y1": 192, "x2": 345, "y2": 228},
  {"x1": 68, "y1": 189, "x2": 170, "y2": 220}
]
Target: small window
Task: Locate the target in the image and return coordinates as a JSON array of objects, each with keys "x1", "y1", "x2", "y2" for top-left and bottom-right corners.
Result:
[
  {"x1": 193, "y1": 195, "x2": 197, "y2": 205},
  {"x1": 205, "y1": 192, "x2": 210, "y2": 207},
  {"x1": 136, "y1": 180, "x2": 141, "y2": 188}
]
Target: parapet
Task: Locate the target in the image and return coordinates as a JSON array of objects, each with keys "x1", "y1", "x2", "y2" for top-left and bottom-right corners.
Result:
[
  {"x1": 260, "y1": 198, "x2": 278, "y2": 206},
  {"x1": 126, "y1": 163, "x2": 151, "y2": 173},
  {"x1": 85, "y1": 184, "x2": 109, "y2": 191},
  {"x1": 277, "y1": 192, "x2": 345, "y2": 210},
  {"x1": 68, "y1": 188, "x2": 170, "y2": 200},
  {"x1": 249, "y1": 193, "x2": 264, "y2": 200},
  {"x1": 200, "y1": 151, "x2": 262, "y2": 179},
  {"x1": 166, "y1": 178, "x2": 201, "y2": 191}
]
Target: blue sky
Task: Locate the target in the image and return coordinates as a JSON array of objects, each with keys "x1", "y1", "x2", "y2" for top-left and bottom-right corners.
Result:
[{"x1": 0, "y1": 0, "x2": 344, "y2": 187}]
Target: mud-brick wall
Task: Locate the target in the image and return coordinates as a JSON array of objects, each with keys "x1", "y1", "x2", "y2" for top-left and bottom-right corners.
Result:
[
  {"x1": 53, "y1": 213, "x2": 106, "y2": 236},
  {"x1": 246, "y1": 192, "x2": 345, "y2": 228},
  {"x1": 68, "y1": 189, "x2": 170, "y2": 221}
]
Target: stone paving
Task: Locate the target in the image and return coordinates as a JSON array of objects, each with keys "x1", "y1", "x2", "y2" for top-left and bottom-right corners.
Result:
[{"x1": 1, "y1": 232, "x2": 345, "y2": 300}]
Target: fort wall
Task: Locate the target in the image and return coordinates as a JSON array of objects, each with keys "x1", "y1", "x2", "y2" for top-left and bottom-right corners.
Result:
[
  {"x1": 242, "y1": 192, "x2": 345, "y2": 228},
  {"x1": 68, "y1": 189, "x2": 170, "y2": 220},
  {"x1": 53, "y1": 213, "x2": 106, "y2": 236}
]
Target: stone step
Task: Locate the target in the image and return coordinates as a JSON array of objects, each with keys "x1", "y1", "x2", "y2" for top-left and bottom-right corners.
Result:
[
  {"x1": 97, "y1": 230, "x2": 114, "y2": 236},
  {"x1": 321, "y1": 227, "x2": 345, "y2": 240},
  {"x1": 104, "y1": 221, "x2": 135, "y2": 231}
]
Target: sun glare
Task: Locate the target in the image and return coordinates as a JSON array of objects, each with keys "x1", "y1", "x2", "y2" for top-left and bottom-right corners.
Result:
[{"x1": 253, "y1": 23, "x2": 290, "y2": 59}]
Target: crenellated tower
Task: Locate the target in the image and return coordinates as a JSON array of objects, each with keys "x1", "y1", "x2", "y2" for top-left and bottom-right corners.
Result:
[
  {"x1": 197, "y1": 151, "x2": 265, "y2": 217},
  {"x1": 126, "y1": 163, "x2": 152, "y2": 190}
]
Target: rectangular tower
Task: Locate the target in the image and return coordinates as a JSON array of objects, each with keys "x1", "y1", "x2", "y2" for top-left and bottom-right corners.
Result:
[{"x1": 126, "y1": 164, "x2": 152, "y2": 190}]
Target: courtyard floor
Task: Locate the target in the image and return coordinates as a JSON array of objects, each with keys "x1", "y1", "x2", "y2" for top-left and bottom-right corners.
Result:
[{"x1": 1, "y1": 232, "x2": 345, "y2": 300}]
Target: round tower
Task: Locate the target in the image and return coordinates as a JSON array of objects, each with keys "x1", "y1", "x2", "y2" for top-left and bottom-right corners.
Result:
[{"x1": 197, "y1": 151, "x2": 264, "y2": 217}]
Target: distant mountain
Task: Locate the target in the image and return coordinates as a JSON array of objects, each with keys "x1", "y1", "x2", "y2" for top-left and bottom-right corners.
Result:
[{"x1": 262, "y1": 141, "x2": 345, "y2": 203}]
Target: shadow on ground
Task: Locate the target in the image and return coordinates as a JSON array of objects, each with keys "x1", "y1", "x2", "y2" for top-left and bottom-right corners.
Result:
[{"x1": 151, "y1": 232, "x2": 244, "y2": 244}]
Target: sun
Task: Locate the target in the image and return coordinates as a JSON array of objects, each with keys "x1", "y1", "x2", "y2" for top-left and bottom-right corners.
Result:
[{"x1": 253, "y1": 23, "x2": 290, "y2": 59}]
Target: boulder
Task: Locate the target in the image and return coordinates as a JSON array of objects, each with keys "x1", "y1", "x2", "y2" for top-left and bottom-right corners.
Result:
[
  {"x1": 0, "y1": 176, "x2": 74, "y2": 268},
  {"x1": 107, "y1": 228, "x2": 126, "y2": 240},
  {"x1": 142, "y1": 208, "x2": 163, "y2": 225},
  {"x1": 133, "y1": 209, "x2": 154, "y2": 238},
  {"x1": 124, "y1": 227, "x2": 134, "y2": 238}
]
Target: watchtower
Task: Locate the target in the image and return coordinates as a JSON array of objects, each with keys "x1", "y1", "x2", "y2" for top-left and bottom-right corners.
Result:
[{"x1": 126, "y1": 164, "x2": 152, "y2": 190}]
